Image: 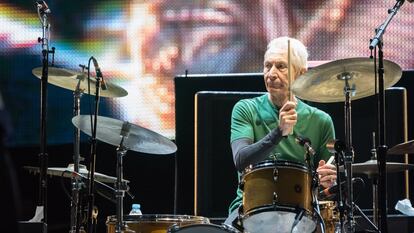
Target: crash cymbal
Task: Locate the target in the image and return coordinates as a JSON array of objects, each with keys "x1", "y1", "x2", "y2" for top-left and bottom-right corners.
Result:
[
  {"x1": 339, "y1": 160, "x2": 414, "y2": 176},
  {"x1": 388, "y1": 140, "x2": 414, "y2": 155},
  {"x1": 32, "y1": 67, "x2": 128, "y2": 98},
  {"x1": 72, "y1": 115, "x2": 177, "y2": 155},
  {"x1": 291, "y1": 57, "x2": 402, "y2": 103},
  {"x1": 24, "y1": 164, "x2": 129, "y2": 183}
]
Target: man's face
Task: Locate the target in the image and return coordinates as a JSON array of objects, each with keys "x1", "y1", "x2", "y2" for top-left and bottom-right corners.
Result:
[{"x1": 263, "y1": 52, "x2": 292, "y2": 104}]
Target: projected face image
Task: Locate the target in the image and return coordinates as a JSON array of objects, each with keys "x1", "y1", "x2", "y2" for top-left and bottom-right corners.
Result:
[{"x1": 1, "y1": 0, "x2": 413, "y2": 145}]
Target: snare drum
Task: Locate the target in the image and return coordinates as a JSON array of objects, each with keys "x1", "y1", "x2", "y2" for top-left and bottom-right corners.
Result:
[
  {"x1": 167, "y1": 223, "x2": 240, "y2": 233},
  {"x1": 106, "y1": 214, "x2": 209, "y2": 233},
  {"x1": 240, "y1": 160, "x2": 317, "y2": 233}
]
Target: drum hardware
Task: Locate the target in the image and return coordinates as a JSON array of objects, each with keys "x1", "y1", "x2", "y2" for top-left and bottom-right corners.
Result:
[
  {"x1": 369, "y1": 1, "x2": 408, "y2": 232},
  {"x1": 273, "y1": 167, "x2": 279, "y2": 181},
  {"x1": 292, "y1": 55, "x2": 402, "y2": 233},
  {"x1": 34, "y1": 0, "x2": 55, "y2": 227},
  {"x1": 32, "y1": 62, "x2": 129, "y2": 233},
  {"x1": 72, "y1": 114, "x2": 177, "y2": 233},
  {"x1": 272, "y1": 192, "x2": 278, "y2": 204}
]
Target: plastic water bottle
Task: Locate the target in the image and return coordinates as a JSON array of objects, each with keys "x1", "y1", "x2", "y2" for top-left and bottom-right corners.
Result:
[{"x1": 129, "y1": 204, "x2": 142, "y2": 215}]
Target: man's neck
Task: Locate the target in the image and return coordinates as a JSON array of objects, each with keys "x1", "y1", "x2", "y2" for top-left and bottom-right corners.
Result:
[{"x1": 268, "y1": 94, "x2": 296, "y2": 108}]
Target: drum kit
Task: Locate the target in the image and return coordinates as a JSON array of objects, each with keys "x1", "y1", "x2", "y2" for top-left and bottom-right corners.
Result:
[
  {"x1": 26, "y1": 54, "x2": 414, "y2": 233},
  {"x1": 27, "y1": 1, "x2": 413, "y2": 233}
]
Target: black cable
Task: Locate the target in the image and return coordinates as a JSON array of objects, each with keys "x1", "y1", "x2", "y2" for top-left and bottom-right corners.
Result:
[{"x1": 59, "y1": 171, "x2": 75, "y2": 201}]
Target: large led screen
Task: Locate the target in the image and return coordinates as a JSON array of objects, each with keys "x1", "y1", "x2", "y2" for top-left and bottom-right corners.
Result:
[{"x1": 1, "y1": 0, "x2": 413, "y2": 146}]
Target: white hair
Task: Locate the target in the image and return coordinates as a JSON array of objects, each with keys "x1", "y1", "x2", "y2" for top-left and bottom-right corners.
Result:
[{"x1": 264, "y1": 36, "x2": 308, "y2": 70}]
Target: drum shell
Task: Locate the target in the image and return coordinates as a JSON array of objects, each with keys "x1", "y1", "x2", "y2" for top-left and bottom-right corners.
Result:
[
  {"x1": 241, "y1": 160, "x2": 313, "y2": 214},
  {"x1": 317, "y1": 201, "x2": 339, "y2": 233},
  {"x1": 106, "y1": 214, "x2": 209, "y2": 233}
]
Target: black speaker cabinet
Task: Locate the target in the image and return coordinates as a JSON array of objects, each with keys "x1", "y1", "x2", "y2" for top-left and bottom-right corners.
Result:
[
  {"x1": 194, "y1": 91, "x2": 265, "y2": 217},
  {"x1": 193, "y1": 88, "x2": 408, "y2": 218},
  {"x1": 174, "y1": 73, "x2": 266, "y2": 214}
]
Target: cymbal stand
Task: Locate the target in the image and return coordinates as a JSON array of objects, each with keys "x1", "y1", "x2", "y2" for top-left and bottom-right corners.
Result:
[
  {"x1": 350, "y1": 132, "x2": 380, "y2": 232},
  {"x1": 342, "y1": 74, "x2": 355, "y2": 233},
  {"x1": 35, "y1": 1, "x2": 54, "y2": 226},
  {"x1": 369, "y1": 132, "x2": 379, "y2": 226},
  {"x1": 369, "y1": 1, "x2": 406, "y2": 232},
  {"x1": 115, "y1": 122, "x2": 131, "y2": 233},
  {"x1": 70, "y1": 76, "x2": 85, "y2": 233},
  {"x1": 334, "y1": 147, "x2": 346, "y2": 233}
]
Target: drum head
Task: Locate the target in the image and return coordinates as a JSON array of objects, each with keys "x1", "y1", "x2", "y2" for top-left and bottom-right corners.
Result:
[
  {"x1": 168, "y1": 224, "x2": 240, "y2": 233},
  {"x1": 243, "y1": 209, "x2": 316, "y2": 233}
]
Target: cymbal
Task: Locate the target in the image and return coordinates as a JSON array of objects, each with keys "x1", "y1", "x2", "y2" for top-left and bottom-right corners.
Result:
[
  {"x1": 291, "y1": 58, "x2": 402, "y2": 103},
  {"x1": 24, "y1": 164, "x2": 129, "y2": 184},
  {"x1": 72, "y1": 115, "x2": 177, "y2": 155},
  {"x1": 388, "y1": 140, "x2": 414, "y2": 155},
  {"x1": 32, "y1": 67, "x2": 128, "y2": 98},
  {"x1": 339, "y1": 159, "x2": 414, "y2": 176}
]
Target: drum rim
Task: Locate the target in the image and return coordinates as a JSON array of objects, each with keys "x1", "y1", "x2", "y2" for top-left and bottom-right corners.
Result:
[
  {"x1": 167, "y1": 223, "x2": 240, "y2": 233},
  {"x1": 241, "y1": 204, "x2": 318, "y2": 222},
  {"x1": 106, "y1": 214, "x2": 209, "y2": 223},
  {"x1": 242, "y1": 159, "x2": 309, "y2": 176}
]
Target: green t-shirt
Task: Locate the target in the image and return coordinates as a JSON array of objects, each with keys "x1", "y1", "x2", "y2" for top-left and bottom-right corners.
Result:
[{"x1": 228, "y1": 94, "x2": 335, "y2": 213}]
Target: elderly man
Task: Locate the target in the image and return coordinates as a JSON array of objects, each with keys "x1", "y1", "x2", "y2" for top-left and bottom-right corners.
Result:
[{"x1": 226, "y1": 36, "x2": 337, "y2": 232}]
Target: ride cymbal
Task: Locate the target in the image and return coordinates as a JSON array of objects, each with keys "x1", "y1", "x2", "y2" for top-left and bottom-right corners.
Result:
[
  {"x1": 72, "y1": 115, "x2": 177, "y2": 155},
  {"x1": 291, "y1": 58, "x2": 402, "y2": 103},
  {"x1": 32, "y1": 67, "x2": 128, "y2": 98}
]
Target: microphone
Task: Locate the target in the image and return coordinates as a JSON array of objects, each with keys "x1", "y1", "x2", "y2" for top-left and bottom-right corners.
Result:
[
  {"x1": 295, "y1": 135, "x2": 316, "y2": 156},
  {"x1": 36, "y1": 1, "x2": 51, "y2": 14},
  {"x1": 92, "y1": 58, "x2": 107, "y2": 90},
  {"x1": 318, "y1": 178, "x2": 357, "y2": 200},
  {"x1": 326, "y1": 139, "x2": 345, "y2": 154}
]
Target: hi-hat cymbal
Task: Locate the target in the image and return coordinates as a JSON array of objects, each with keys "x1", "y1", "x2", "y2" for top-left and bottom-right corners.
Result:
[
  {"x1": 24, "y1": 164, "x2": 128, "y2": 183},
  {"x1": 72, "y1": 115, "x2": 177, "y2": 155},
  {"x1": 388, "y1": 140, "x2": 414, "y2": 155},
  {"x1": 32, "y1": 67, "x2": 128, "y2": 98},
  {"x1": 291, "y1": 58, "x2": 402, "y2": 103},
  {"x1": 339, "y1": 159, "x2": 414, "y2": 176}
]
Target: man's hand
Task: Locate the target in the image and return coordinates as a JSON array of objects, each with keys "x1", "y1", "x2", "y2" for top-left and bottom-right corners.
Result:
[
  {"x1": 278, "y1": 101, "x2": 297, "y2": 136},
  {"x1": 317, "y1": 160, "x2": 337, "y2": 188}
]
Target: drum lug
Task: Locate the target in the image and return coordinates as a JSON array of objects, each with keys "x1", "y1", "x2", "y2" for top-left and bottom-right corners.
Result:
[
  {"x1": 273, "y1": 191, "x2": 278, "y2": 204},
  {"x1": 273, "y1": 167, "x2": 279, "y2": 182}
]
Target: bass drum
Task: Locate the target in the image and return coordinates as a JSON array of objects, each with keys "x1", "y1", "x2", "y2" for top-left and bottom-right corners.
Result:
[
  {"x1": 167, "y1": 223, "x2": 240, "y2": 233},
  {"x1": 106, "y1": 214, "x2": 209, "y2": 233}
]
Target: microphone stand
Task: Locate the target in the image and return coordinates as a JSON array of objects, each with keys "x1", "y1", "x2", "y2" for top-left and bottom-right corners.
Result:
[
  {"x1": 369, "y1": 1, "x2": 406, "y2": 232},
  {"x1": 36, "y1": 2, "x2": 54, "y2": 228},
  {"x1": 87, "y1": 58, "x2": 102, "y2": 233}
]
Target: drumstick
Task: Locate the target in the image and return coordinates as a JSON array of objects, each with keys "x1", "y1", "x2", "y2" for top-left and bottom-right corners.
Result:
[
  {"x1": 327, "y1": 155, "x2": 335, "y2": 165},
  {"x1": 287, "y1": 39, "x2": 293, "y2": 101}
]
